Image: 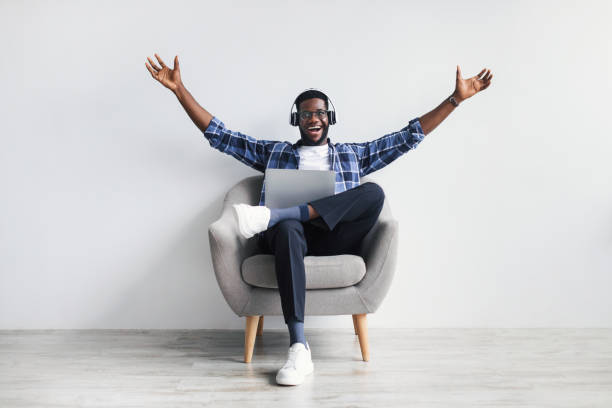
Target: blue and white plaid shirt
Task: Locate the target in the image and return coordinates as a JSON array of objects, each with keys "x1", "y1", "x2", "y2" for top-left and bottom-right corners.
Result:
[{"x1": 203, "y1": 116, "x2": 426, "y2": 206}]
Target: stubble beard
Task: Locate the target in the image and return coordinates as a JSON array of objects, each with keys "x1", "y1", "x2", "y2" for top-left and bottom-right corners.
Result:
[{"x1": 299, "y1": 126, "x2": 329, "y2": 146}]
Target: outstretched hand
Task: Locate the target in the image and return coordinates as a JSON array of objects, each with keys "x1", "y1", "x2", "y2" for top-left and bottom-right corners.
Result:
[
  {"x1": 454, "y1": 65, "x2": 493, "y2": 102},
  {"x1": 145, "y1": 53, "x2": 182, "y2": 92}
]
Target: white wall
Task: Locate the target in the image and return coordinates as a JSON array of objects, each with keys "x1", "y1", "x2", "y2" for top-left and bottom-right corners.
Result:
[{"x1": 1, "y1": 0, "x2": 610, "y2": 329}]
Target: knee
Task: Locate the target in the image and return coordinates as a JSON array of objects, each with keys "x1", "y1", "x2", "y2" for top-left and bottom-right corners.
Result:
[{"x1": 362, "y1": 182, "x2": 385, "y2": 203}]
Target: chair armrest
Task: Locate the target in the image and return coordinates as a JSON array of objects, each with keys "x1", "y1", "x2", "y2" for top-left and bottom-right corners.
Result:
[
  {"x1": 208, "y1": 206, "x2": 258, "y2": 316},
  {"x1": 355, "y1": 217, "x2": 399, "y2": 312}
]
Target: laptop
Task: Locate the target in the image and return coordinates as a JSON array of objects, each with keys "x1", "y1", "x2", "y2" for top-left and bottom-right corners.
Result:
[{"x1": 264, "y1": 169, "x2": 336, "y2": 208}]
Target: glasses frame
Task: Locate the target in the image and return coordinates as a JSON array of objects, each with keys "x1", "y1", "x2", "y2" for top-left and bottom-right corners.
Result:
[{"x1": 298, "y1": 109, "x2": 331, "y2": 122}]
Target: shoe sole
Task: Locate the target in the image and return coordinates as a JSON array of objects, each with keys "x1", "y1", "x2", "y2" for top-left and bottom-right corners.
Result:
[{"x1": 232, "y1": 204, "x2": 253, "y2": 239}]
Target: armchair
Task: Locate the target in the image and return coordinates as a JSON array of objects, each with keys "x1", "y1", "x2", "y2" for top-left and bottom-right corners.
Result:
[{"x1": 208, "y1": 175, "x2": 399, "y2": 362}]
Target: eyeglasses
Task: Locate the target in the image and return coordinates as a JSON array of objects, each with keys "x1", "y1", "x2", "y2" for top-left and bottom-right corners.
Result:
[{"x1": 298, "y1": 110, "x2": 329, "y2": 121}]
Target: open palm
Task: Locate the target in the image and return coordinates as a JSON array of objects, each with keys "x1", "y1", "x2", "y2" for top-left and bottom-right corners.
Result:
[
  {"x1": 145, "y1": 53, "x2": 182, "y2": 92},
  {"x1": 455, "y1": 66, "x2": 493, "y2": 101}
]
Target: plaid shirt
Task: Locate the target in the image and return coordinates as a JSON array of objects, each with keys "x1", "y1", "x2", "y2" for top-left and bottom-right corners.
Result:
[{"x1": 203, "y1": 116, "x2": 426, "y2": 206}]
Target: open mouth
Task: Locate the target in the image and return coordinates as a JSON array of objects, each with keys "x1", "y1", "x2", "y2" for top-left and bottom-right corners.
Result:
[{"x1": 306, "y1": 126, "x2": 322, "y2": 137}]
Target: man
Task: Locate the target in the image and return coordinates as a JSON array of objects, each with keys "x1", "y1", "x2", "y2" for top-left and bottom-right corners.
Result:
[{"x1": 145, "y1": 53, "x2": 493, "y2": 386}]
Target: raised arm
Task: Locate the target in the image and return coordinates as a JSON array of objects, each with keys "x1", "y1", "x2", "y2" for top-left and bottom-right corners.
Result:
[
  {"x1": 145, "y1": 53, "x2": 213, "y2": 132},
  {"x1": 419, "y1": 65, "x2": 493, "y2": 135},
  {"x1": 347, "y1": 118, "x2": 426, "y2": 177},
  {"x1": 145, "y1": 53, "x2": 272, "y2": 171},
  {"x1": 348, "y1": 65, "x2": 493, "y2": 176}
]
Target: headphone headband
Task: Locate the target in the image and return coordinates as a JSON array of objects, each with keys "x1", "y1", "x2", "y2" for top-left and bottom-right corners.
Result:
[{"x1": 289, "y1": 88, "x2": 337, "y2": 126}]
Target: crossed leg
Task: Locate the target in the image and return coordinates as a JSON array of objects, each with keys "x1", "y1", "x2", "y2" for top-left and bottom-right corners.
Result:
[{"x1": 260, "y1": 182, "x2": 386, "y2": 324}]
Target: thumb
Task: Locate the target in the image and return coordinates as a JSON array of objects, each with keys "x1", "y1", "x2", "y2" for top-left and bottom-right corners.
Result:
[
  {"x1": 174, "y1": 55, "x2": 179, "y2": 70},
  {"x1": 456, "y1": 65, "x2": 462, "y2": 80}
]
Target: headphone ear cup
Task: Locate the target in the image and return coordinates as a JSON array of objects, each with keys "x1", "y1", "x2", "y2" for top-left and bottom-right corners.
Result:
[
  {"x1": 328, "y1": 110, "x2": 336, "y2": 125},
  {"x1": 291, "y1": 112, "x2": 298, "y2": 126}
]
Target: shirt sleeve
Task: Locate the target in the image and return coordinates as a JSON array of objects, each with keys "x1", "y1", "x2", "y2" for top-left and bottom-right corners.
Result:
[
  {"x1": 203, "y1": 116, "x2": 272, "y2": 173},
  {"x1": 346, "y1": 117, "x2": 426, "y2": 177}
]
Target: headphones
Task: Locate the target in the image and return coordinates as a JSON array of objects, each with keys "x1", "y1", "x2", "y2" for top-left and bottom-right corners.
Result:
[{"x1": 289, "y1": 88, "x2": 337, "y2": 126}]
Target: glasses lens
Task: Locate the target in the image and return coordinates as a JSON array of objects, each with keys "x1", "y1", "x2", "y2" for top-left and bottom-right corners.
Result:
[
  {"x1": 299, "y1": 110, "x2": 328, "y2": 121},
  {"x1": 299, "y1": 111, "x2": 312, "y2": 121}
]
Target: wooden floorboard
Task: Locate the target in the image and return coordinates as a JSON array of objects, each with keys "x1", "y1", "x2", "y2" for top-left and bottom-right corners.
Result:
[{"x1": 1, "y1": 329, "x2": 611, "y2": 407}]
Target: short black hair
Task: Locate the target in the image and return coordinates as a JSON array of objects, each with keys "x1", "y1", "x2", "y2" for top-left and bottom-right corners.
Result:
[{"x1": 295, "y1": 89, "x2": 329, "y2": 111}]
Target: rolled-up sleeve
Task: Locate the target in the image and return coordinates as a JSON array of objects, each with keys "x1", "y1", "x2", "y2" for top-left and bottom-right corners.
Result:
[
  {"x1": 203, "y1": 116, "x2": 270, "y2": 172},
  {"x1": 347, "y1": 117, "x2": 426, "y2": 176}
]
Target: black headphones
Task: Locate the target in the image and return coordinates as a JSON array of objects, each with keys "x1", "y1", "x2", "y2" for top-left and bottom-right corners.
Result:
[{"x1": 289, "y1": 88, "x2": 337, "y2": 126}]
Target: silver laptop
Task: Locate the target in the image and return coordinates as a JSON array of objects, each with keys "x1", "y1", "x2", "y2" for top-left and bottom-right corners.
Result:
[{"x1": 264, "y1": 169, "x2": 335, "y2": 208}]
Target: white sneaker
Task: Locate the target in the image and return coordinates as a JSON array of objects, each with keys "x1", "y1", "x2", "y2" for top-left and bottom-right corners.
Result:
[
  {"x1": 232, "y1": 204, "x2": 271, "y2": 239},
  {"x1": 276, "y1": 342, "x2": 314, "y2": 386}
]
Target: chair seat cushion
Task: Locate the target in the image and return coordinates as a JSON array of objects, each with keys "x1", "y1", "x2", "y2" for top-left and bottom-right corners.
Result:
[{"x1": 241, "y1": 254, "x2": 366, "y2": 289}]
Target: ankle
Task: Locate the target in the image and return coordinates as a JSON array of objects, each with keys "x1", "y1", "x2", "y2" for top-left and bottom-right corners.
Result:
[{"x1": 287, "y1": 318, "x2": 306, "y2": 348}]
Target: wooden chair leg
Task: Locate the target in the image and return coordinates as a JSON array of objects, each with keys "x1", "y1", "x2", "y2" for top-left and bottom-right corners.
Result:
[
  {"x1": 352, "y1": 315, "x2": 359, "y2": 335},
  {"x1": 244, "y1": 315, "x2": 260, "y2": 363},
  {"x1": 353, "y1": 313, "x2": 370, "y2": 361},
  {"x1": 256, "y1": 316, "x2": 264, "y2": 336}
]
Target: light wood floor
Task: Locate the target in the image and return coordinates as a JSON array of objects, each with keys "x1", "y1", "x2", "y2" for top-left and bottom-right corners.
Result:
[{"x1": 1, "y1": 329, "x2": 611, "y2": 407}]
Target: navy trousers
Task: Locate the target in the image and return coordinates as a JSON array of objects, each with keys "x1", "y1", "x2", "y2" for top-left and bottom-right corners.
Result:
[{"x1": 258, "y1": 182, "x2": 385, "y2": 324}]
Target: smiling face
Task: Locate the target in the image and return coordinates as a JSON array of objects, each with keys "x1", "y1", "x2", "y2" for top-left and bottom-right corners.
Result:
[{"x1": 298, "y1": 97, "x2": 329, "y2": 146}]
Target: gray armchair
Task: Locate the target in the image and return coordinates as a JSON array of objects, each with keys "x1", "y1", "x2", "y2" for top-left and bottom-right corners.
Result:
[{"x1": 208, "y1": 175, "x2": 399, "y2": 363}]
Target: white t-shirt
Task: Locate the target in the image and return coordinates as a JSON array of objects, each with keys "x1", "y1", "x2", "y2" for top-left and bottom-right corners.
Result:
[{"x1": 297, "y1": 145, "x2": 331, "y2": 171}]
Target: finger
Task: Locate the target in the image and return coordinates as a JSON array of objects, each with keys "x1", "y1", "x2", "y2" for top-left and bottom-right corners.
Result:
[
  {"x1": 147, "y1": 56, "x2": 161, "y2": 71},
  {"x1": 145, "y1": 62, "x2": 158, "y2": 77},
  {"x1": 173, "y1": 55, "x2": 179, "y2": 70},
  {"x1": 476, "y1": 68, "x2": 487, "y2": 79},
  {"x1": 154, "y1": 53, "x2": 167, "y2": 68},
  {"x1": 482, "y1": 76, "x2": 493, "y2": 90},
  {"x1": 484, "y1": 70, "x2": 493, "y2": 81},
  {"x1": 456, "y1": 65, "x2": 462, "y2": 79}
]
